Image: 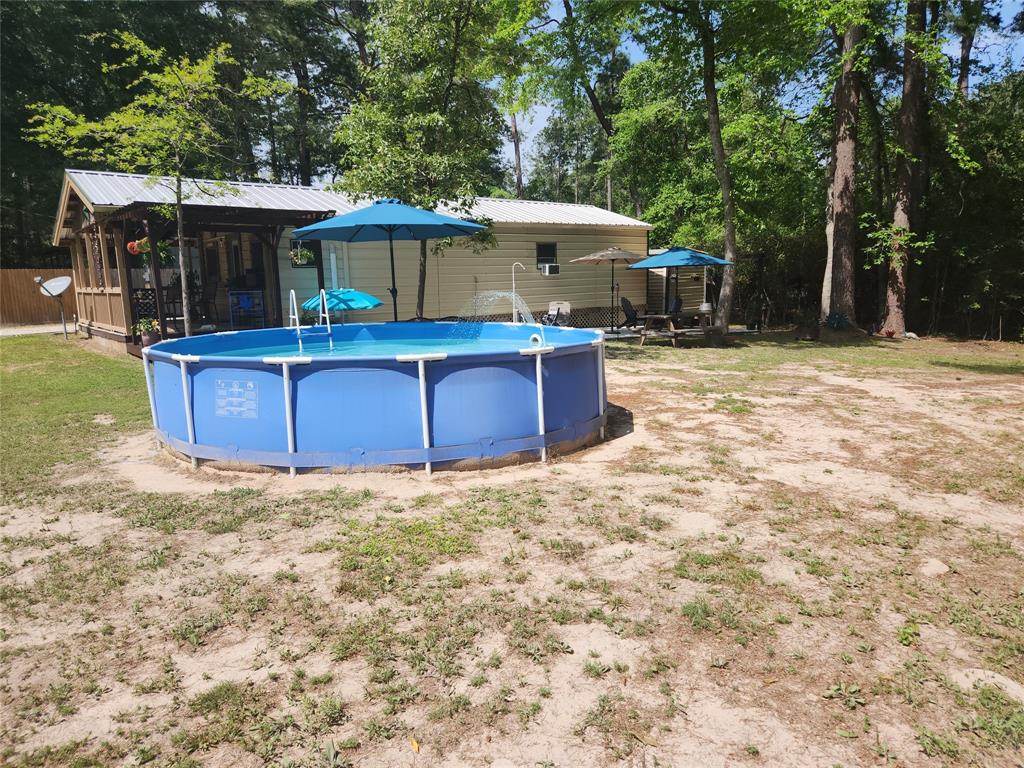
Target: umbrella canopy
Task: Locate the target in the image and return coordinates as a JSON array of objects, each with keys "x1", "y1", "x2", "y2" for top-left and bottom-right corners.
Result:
[
  {"x1": 627, "y1": 247, "x2": 731, "y2": 270},
  {"x1": 570, "y1": 246, "x2": 646, "y2": 266},
  {"x1": 571, "y1": 247, "x2": 647, "y2": 331},
  {"x1": 301, "y1": 288, "x2": 382, "y2": 313},
  {"x1": 293, "y1": 199, "x2": 487, "y2": 321}
]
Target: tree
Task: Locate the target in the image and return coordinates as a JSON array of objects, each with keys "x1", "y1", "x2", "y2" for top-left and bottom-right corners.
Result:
[
  {"x1": 653, "y1": 1, "x2": 739, "y2": 334},
  {"x1": 882, "y1": 1, "x2": 927, "y2": 335},
  {"x1": 529, "y1": 0, "x2": 633, "y2": 209},
  {"x1": 480, "y1": 0, "x2": 544, "y2": 199},
  {"x1": 335, "y1": 0, "x2": 505, "y2": 318},
  {"x1": 232, "y1": 0, "x2": 365, "y2": 185},
  {"x1": 952, "y1": 0, "x2": 999, "y2": 99},
  {"x1": 27, "y1": 32, "x2": 271, "y2": 336},
  {"x1": 0, "y1": 1, "x2": 226, "y2": 268},
  {"x1": 828, "y1": 21, "x2": 865, "y2": 324}
]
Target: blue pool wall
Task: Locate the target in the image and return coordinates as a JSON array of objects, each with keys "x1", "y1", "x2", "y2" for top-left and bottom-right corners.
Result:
[{"x1": 144, "y1": 322, "x2": 606, "y2": 470}]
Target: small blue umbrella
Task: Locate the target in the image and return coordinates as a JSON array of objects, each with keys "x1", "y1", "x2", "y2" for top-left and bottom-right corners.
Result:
[
  {"x1": 301, "y1": 288, "x2": 382, "y2": 313},
  {"x1": 627, "y1": 247, "x2": 732, "y2": 270},
  {"x1": 293, "y1": 199, "x2": 487, "y2": 321}
]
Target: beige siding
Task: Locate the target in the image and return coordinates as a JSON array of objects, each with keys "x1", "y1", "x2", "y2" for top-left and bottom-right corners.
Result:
[
  {"x1": 646, "y1": 267, "x2": 707, "y2": 314},
  {"x1": 276, "y1": 224, "x2": 650, "y2": 324}
]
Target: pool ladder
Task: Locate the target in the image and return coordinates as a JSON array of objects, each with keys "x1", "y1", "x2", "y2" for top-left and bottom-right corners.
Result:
[{"x1": 288, "y1": 289, "x2": 333, "y2": 354}]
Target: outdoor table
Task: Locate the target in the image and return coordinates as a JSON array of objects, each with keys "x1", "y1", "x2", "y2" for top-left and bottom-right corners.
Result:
[{"x1": 638, "y1": 313, "x2": 684, "y2": 347}]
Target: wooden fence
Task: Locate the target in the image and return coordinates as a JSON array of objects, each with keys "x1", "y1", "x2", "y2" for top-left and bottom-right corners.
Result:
[{"x1": 0, "y1": 269, "x2": 75, "y2": 325}]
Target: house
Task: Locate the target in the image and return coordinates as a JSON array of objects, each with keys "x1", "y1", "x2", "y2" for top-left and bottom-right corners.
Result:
[{"x1": 51, "y1": 169, "x2": 672, "y2": 353}]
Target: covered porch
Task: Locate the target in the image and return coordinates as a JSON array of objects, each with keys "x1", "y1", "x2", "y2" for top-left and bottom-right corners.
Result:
[{"x1": 53, "y1": 174, "x2": 336, "y2": 351}]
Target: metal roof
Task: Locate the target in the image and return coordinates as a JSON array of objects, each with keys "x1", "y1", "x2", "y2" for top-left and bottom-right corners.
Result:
[
  {"x1": 61, "y1": 169, "x2": 650, "y2": 229},
  {"x1": 65, "y1": 169, "x2": 364, "y2": 215}
]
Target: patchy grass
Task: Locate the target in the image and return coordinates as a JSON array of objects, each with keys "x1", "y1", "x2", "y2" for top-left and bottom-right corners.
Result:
[
  {"x1": 0, "y1": 336, "x2": 149, "y2": 496},
  {"x1": 2, "y1": 333, "x2": 1023, "y2": 766}
]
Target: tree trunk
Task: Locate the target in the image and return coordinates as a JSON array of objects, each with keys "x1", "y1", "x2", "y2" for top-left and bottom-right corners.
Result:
[
  {"x1": 690, "y1": 3, "x2": 738, "y2": 333},
  {"x1": 561, "y1": 0, "x2": 614, "y2": 138},
  {"x1": 510, "y1": 111, "x2": 525, "y2": 198},
  {"x1": 862, "y1": 83, "x2": 888, "y2": 325},
  {"x1": 883, "y1": 1, "x2": 926, "y2": 335},
  {"x1": 821, "y1": 136, "x2": 837, "y2": 321},
  {"x1": 958, "y1": 9, "x2": 976, "y2": 98},
  {"x1": 267, "y1": 100, "x2": 281, "y2": 183},
  {"x1": 292, "y1": 59, "x2": 314, "y2": 186},
  {"x1": 416, "y1": 239, "x2": 428, "y2": 319},
  {"x1": 175, "y1": 177, "x2": 193, "y2": 337},
  {"x1": 829, "y1": 23, "x2": 863, "y2": 324}
]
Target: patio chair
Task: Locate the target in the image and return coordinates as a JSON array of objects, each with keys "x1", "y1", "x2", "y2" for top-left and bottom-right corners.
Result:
[
  {"x1": 540, "y1": 301, "x2": 569, "y2": 326},
  {"x1": 666, "y1": 294, "x2": 698, "y2": 327},
  {"x1": 619, "y1": 297, "x2": 642, "y2": 329}
]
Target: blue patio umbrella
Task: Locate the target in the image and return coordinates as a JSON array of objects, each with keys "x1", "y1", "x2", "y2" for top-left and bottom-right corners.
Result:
[
  {"x1": 293, "y1": 199, "x2": 487, "y2": 321},
  {"x1": 629, "y1": 247, "x2": 732, "y2": 313},
  {"x1": 627, "y1": 247, "x2": 732, "y2": 270},
  {"x1": 301, "y1": 288, "x2": 382, "y2": 313}
]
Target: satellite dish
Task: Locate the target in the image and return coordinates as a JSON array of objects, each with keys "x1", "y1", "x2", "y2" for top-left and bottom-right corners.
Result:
[
  {"x1": 38, "y1": 275, "x2": 72, "y2": 297},
  {"x1": 35, "y1": 275, "x2": 73, "y2": 340}
]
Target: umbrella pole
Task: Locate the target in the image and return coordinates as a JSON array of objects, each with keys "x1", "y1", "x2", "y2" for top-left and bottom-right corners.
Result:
[
  {"x1": 388, "y1": 232, "x2": 398, "y2": 322},
  {"x1": 610, "y1": 261, "x2": 615, "y2": 333}
]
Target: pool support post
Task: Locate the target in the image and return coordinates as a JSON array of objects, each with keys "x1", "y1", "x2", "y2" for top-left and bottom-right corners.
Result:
[
  {"x1": 171, "y1": 353, "x2": 201, "y2": 469},
  {"x1": 592, "y1": 335, "x2": 606, "y2": 439},
  {"x1": 141, "y1": 348, "x2": 159, "y2": 431},
  {"x1": 264, "y1": 356, "x2": 313, "y2": 477},
  {"x1": 396, "y1": 352, "x2": 448, "y2": 474},
  {"x1": 519, "y1": 345, "x2": 555, "y2": 461}
]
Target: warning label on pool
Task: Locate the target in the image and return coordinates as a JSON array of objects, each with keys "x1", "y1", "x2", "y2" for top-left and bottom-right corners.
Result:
[{"x1": 214, "y1": 379, "x2": 258, "y2": 419}]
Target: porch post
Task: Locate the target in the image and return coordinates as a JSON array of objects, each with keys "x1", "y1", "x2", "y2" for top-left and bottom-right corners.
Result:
[
  {"x1": 96, "y1": 223, "x2": 116, "y2": 329},
  {"x1": 70, "y1": 238, "x2": 84, "y2": 325},
  {"x1": 259, "y1": 226, "x2": 285, "y2": 327},
  {"x1": 145, "y1": 214, "x2": 168, "y2": 338},
  {"x1": 111, "y1": 224, "x2": 133, "y2": 335},
  {"x1": 314, "y1": 241, "x2": 326, "y2": 294}
]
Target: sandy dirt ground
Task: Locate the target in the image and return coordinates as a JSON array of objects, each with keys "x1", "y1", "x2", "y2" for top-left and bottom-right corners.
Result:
[{"x1": 2, "y1": 336, "x2": 1022, "y2": 767}]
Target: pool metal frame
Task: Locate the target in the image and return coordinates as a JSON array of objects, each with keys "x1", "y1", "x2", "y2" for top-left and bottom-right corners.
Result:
[{"x1": 141, "y1": 324, "x2": 607, "y2": 475}]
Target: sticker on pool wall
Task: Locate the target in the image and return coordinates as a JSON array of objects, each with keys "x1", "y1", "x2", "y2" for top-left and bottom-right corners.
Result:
[{"x1": 215, "y1": 379, "x2": 259, "y2": 419}]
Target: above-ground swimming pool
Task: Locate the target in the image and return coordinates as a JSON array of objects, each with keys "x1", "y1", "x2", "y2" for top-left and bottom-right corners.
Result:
[{"x1": 142, "y1": 322, "x2": 606, "y2": 473}]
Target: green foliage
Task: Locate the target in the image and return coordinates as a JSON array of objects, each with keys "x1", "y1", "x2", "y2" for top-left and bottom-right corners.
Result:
[
  {"x1": 26, "y1": 32, "x2": 263, "y2": 189},
  {"x1": 2, "y1": 0, "x2": 1021, "y2": 337},
  {"x1": 334, "y1": 0, "x2": 505, "y2": 211}
]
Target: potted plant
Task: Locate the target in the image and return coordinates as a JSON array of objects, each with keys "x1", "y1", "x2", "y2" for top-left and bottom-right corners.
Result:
[
  {"x1": 289, "y1": 247, "x2": 316, "y2": 267},
  {"x1": 134, "y1": 317, "x2": 160, "y2": 347}
]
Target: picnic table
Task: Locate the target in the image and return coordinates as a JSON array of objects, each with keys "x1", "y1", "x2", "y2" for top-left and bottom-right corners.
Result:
[
  {"x1": 639, "y1": 313, "x2": 684, "y2": 347},
  {"x1": 638, "y1": 311, "x2": 712, "y2": 346}
]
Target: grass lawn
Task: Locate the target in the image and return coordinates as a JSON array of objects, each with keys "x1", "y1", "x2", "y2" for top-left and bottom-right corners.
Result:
[{"x1": 1, "y1": 332, "x2": 1022, "y2": 767}]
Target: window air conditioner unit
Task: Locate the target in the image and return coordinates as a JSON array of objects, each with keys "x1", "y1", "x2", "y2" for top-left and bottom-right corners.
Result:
[{"x1": 538, "y1": 263, "x2": 560, "y2": 276}]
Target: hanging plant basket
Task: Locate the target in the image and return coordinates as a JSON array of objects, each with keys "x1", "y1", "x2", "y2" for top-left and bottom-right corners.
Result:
[
  {"x1": 289, "y1": 247, "x2": 316, "y2": 267},
  {"x1": 129, "y1": 237, "x2": 174, "y2": 267}
]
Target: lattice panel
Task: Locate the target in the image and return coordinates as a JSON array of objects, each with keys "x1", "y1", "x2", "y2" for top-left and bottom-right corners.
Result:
[
  {"x1": 131, "y1": 288, "x2": 157, "y2": 324},
  {"x1": 89, "y1": 229, "x2": 105, "y2": 288}
]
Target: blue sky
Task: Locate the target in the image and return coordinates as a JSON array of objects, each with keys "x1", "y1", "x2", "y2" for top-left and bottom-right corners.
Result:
[{"x1": 503, "y1": 0, "x2": 1023, "y2": 181}]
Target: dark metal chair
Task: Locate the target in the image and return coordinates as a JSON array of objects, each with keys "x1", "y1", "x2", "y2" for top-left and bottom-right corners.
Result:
[{"x1": 619, "y1": 297, "x2": 642, "y2": 329}]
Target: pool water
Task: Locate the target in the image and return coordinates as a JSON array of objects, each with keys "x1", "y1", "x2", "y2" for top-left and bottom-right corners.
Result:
[{"x1": 202, "y1": 333, "x2": 536, "y2": 359}]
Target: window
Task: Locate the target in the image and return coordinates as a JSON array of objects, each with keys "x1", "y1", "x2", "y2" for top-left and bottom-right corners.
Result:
[{"x1": 536, "y1": 242, "x2": 557, "y2": 266}]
